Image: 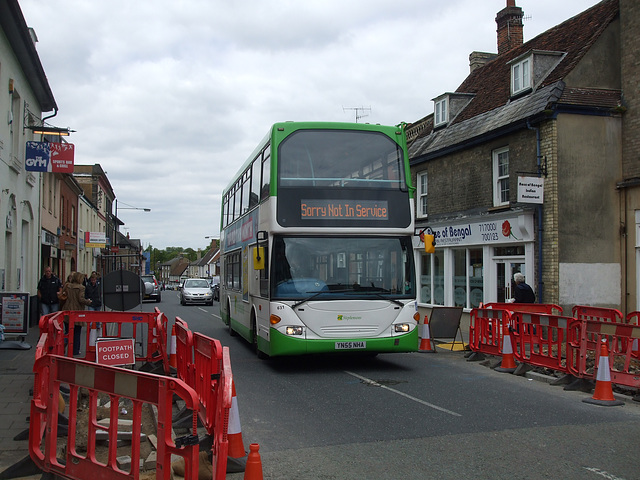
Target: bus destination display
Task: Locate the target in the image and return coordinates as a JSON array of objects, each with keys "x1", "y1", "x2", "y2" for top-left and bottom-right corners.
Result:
[{"x1": 300, "y1": 199, "x2": 388, "y2": 220}]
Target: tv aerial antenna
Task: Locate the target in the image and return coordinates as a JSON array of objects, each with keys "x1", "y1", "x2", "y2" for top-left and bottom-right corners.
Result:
[{"x1": 343, "y1": 106, "x2": 371, "y2": 123}]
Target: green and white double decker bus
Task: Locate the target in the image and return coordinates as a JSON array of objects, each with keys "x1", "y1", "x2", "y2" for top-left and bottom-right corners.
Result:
[{"x1": 220, "y1": 121, "x2": 418, "y2": 357}]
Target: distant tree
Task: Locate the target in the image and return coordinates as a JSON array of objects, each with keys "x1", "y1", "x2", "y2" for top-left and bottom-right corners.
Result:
[{"x1": 145, "y1": 245, "x2": 193, "y2": 267}]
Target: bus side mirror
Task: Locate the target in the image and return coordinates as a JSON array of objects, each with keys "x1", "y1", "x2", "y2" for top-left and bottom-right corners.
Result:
[{"x1": 253, "y1": 247, "x2": 265, "y2": 270}]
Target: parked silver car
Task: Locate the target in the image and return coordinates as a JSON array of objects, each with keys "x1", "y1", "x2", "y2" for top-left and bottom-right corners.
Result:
[
  {"x1": 180, "y1": 278, "x2": 214, "y2": 306},
  {"x1": 141, "y1": 274, "x2": 161, "y2": 302}
]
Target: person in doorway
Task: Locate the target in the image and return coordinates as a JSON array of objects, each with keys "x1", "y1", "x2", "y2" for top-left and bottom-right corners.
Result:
[
  {"x1": 62, "y1": 271, "x2": 92, "y2": 355},
  {"x1": 37, "y1": 266, "x2": 63, "y2": 315},
  {"x1": 513, "y1": 272, "x2": 535, "y2": 303}
]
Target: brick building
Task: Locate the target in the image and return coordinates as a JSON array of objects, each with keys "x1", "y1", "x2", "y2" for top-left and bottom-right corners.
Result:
[{"x1": 407, "y1": 0, "x2": 638, "y2": 314}]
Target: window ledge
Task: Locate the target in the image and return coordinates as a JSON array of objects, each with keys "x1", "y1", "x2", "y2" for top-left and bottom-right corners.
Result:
[{"x1": 488, "y1": 205, "x2": 510, "y2": 213}]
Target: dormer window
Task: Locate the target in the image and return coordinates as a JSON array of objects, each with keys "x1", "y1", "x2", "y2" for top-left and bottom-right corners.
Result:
[
  {"x1": 434, "y1": 95, "x2": 448, "y2": 127},
  {"x1": 511, "y1": 56, "x2": 531, "y2": 95},
  {"x1": 432, "y1": 93, "x2": 474, "y2": 129}
]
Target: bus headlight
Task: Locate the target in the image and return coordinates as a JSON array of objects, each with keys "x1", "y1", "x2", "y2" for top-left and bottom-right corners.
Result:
[
  {"x1": 285, "y1": 326, "x2": 304, "y2": 336},
  {"x1": 394, "y1": 324, "x2": 410, "y2": 333}
]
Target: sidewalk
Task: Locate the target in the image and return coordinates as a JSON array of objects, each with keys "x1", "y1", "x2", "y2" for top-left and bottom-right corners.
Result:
[{"x1": 0, "y1": 326, "x2": 40, "y2": 478}]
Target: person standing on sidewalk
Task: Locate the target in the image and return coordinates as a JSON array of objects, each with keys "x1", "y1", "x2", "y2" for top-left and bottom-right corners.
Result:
[
  {"x1": 513, "y1": 272, "x2": 535, "y2": 303},
  {"x1": 37, "y1": 266, "x2": 62, "y2": 315},
  {"x1": 62, "y1": 272, "x2": 92, "y2": 355},
  {"x1": 85, "y1": 272, "x2": 102, "y2": 311}
]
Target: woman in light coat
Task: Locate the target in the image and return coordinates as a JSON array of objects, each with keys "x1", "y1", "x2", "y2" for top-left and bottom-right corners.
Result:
[{"x1": 61, "y1": 271, "x2": 92, "y2": 355}]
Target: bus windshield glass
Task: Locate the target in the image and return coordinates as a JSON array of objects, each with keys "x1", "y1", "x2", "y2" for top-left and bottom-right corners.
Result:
[
  {"x1": 278, "y1": 129, "x2": 406, "y2": 189},
  {"x1": 272, "y1": 236, "x2": 415, "y2": 300}
]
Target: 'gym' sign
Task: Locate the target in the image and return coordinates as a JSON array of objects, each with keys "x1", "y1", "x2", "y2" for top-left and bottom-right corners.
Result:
[{"x1": 25, "y1": 141, "x2": 75, "y2": 173}]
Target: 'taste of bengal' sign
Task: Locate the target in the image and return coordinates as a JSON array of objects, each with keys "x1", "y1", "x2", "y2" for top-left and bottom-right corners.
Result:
[
  {"x1": 300, "y1": 199, "x2": 388, "y2": 220},
  {"x1": 95, "y1": 338, "x2": 136, "y2": 366}
]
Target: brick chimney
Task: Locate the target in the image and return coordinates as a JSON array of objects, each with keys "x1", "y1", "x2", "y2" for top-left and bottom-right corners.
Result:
[{"x1": 496, "y1": 0, "x2": 524, "y2": 55}]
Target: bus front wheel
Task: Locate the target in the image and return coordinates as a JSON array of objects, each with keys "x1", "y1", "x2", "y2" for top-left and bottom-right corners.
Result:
[{"x1": 252, "y1": 317, "x2": 268, "y2": 360}]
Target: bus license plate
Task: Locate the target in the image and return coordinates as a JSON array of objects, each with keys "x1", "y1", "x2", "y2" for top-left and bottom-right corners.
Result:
[{"x1": 335, "y1": 341, "x2": 366, "y2": 350}]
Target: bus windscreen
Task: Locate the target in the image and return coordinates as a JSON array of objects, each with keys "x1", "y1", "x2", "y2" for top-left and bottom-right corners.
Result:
[{"x1": 278, "y1": 129, "x2": 405, "y2": 189}]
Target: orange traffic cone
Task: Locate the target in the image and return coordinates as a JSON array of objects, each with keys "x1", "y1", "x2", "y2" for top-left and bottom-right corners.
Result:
[
  {"x1": 169, "y1": 324, "x2": 177, "y2": 369},
  {"x1": 418, "y1": 315, "x2": 435, "y2": 353},
  {"x1": 494, "y1": 321, "x2": 517, "y2": 373},
  {"x1": 228, "y1": 381, "x2": 246, "y2": 458},
  {"x1": 583, "y1": 339, "x2": 624, "y2": 406},
  {"x1": 243, "y1": 443, "x2": 263, "y2": 480},
  {"x1": 87, "y1": 322, "x2": 98, "y2": 361}
]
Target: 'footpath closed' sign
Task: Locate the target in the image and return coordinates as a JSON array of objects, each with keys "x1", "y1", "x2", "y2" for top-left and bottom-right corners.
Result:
[{"x1": 96, "y1": 338, "x2": 135, "y2": 366}]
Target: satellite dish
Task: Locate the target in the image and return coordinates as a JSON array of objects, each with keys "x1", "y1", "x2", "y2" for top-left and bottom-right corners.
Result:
[{"x1": 102, "y1": 270, "x2": 144, "y2": 311}]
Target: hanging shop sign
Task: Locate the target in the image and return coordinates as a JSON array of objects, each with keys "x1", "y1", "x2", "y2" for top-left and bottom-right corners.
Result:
[
  {"x1": 517, "y1": 176, "x2": 544, "y2": 204},
  {"x1": 85, "y1": 232, "x2": 107, "y2": 248},
  {"x1": 25, "y1": 141, "x2": 75, "y2": 173}
]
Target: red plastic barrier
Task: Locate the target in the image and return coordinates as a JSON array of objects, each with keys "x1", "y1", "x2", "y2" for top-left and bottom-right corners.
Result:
[
  {"x1": 172, "y1": 319, "x2": 232, "y2": 480},
  {"x1": 510, "y1": 312, "x2": 573, "y2": 373},
  {"x1": 484, "y1": 303, "x2": 563, "y2": 315},
  {"x1": 192, "y1": 333, "x2": 225, "y2": 432},
  {"x1": 174, "y1": 317, "x2": 195, "y2": 386},
  {"x1": 37, "y1": 313, "x2": 66, "y2": 358},
  {"x1": 32, "y1": 309, "x2": 235, "y2": 479},
  {"x1": 212, "y1": 348, "x2": 232, "y2": 480},
  {"x1": 567, "y1": 318, "x2": 640, "y2": 388},
  {"x1": 469, "y1": 308, "x2": 510, "y2": 356},
  {"x1": 626, "y1": 312, "x2": 640, "y2": 359},
  {"x1": 571, "y1": 306, "x2": 624, "y2": 361},
  {"x1": 39, "y1": 310, "x2": 170, "y2": 374},
  {"x1": 572, "y1": 305, "x2": 623, "y2": 323},
  {"x1": 30, "y1": 354, "x2": 201, "y2": 480}
]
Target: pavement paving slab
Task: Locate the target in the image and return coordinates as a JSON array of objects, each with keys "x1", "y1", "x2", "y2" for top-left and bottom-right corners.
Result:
[{"x1": 0, "y1": 327, "x2": 39, "y2": 479}]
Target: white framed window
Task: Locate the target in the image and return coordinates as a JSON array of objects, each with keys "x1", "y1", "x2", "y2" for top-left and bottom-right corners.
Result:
[
  {"x1": 434, "y1": 96, "x2": 448, "y2": 127},
  {"x1": 511, "y1": 57, "x2": 531, "y2": 95},
  {"x1": 417, "y1": 171, "x2": 428, "y2": 218},
  {"x1": 493, "y1": 147, "x2": 509, "y2": 206}
]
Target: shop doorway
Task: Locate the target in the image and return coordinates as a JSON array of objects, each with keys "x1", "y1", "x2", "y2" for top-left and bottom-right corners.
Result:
[{"x1": 496, "y1": 260, "x2": 525, "y2": 302}]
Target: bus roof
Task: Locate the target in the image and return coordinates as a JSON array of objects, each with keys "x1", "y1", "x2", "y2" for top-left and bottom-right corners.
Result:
[{"x1": 222, "y1": 121, "x2": 406, "y2": 195}]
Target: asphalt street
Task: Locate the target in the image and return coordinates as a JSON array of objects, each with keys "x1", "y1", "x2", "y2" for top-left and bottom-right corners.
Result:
[{"x1": 1, "y1": 292, "x2": 639, "y2": 480}]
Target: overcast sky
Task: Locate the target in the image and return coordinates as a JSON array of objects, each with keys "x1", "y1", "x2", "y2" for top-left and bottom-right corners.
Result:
[{"x1": 19, "y1": 0, "x2": 599, "y2": 250}]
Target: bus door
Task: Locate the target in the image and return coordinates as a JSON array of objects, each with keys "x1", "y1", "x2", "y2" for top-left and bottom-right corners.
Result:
[
  {"x1": 250, "y1": 243, "x2": 270, "y2": 344},
  {"x1": 249, "y1": 244, "x2": 262, "y2": 297}
]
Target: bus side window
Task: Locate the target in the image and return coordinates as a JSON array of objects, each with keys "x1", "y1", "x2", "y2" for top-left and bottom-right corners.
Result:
[{"x1": 261, "y1": 153, "x2": 271, "y2": 201}]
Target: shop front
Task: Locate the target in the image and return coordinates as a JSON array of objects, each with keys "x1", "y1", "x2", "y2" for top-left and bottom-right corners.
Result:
[{"x1": 415, "y1": 211, "x2": 535, "y2": 310}]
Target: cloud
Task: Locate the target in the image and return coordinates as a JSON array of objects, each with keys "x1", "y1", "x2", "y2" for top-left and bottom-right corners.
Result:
[{"x1": 19, "y1": 0, "x2": 598, "y2": 248}]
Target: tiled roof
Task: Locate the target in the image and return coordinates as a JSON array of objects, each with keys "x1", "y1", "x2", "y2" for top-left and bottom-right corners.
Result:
[
  {"x1": 410, "y1": 82, "x2": 564, "y2": 160},
  {"x1": 408, "y1": 0, "x2": 619, "y2": 159},
  {"x1": 559, "y1": 87, "x2": 622, "y2": 109},
  {"x1": 170, "y1": 259, "x2": 189, "y2": 276}
]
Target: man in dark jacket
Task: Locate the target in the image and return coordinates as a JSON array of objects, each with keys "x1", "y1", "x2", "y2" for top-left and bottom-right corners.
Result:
[
  {"x1": 37, "y1": 266, "x2": 62, "y2": 314},
  {"x1": 513, "y1": 272, "x2": 535, "y2": 303},
  {"x1": 85, "y1": 272, "x2": 102, "y2": 311}
]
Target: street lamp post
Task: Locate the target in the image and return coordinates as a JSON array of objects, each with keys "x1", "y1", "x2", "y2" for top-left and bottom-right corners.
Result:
[{"x1": 116, "y1": 200, "x2": 151, "y2": 216}]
